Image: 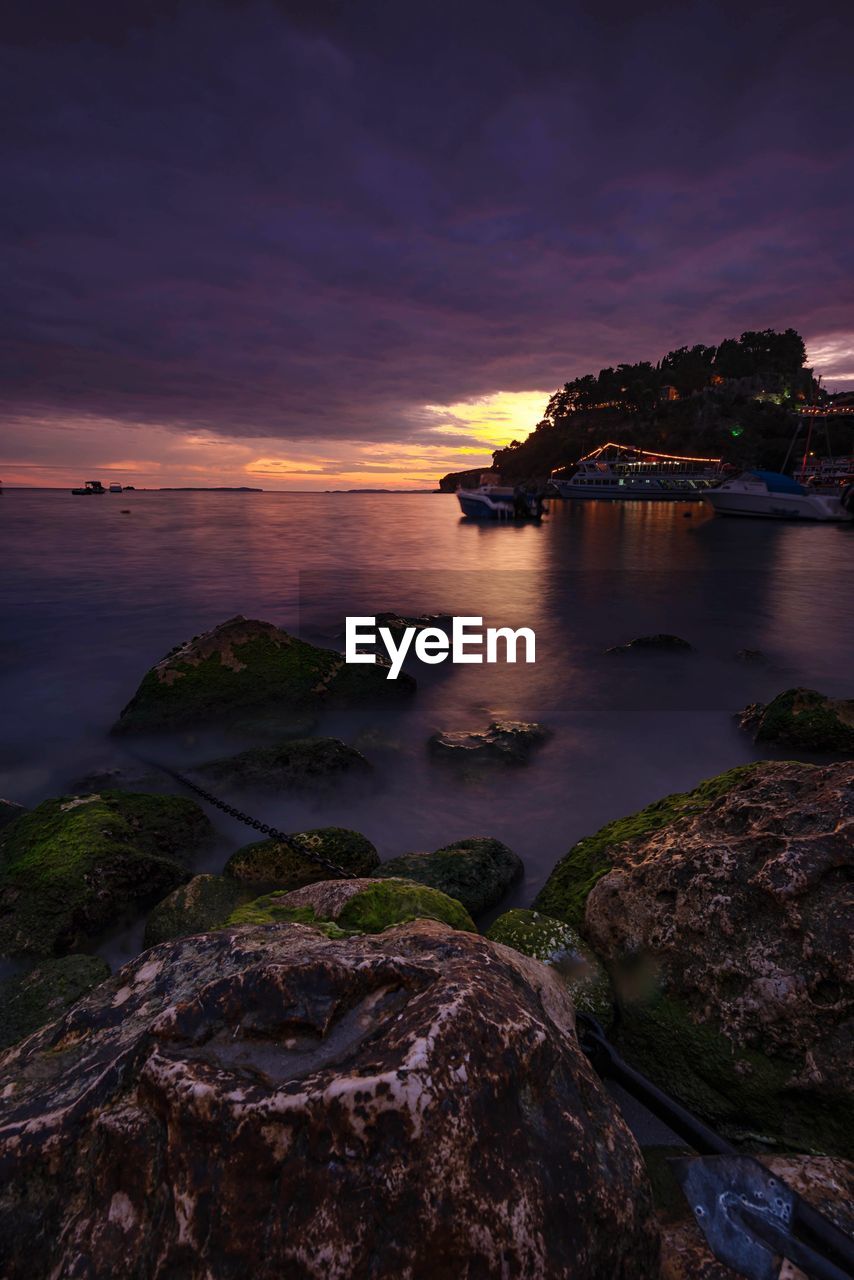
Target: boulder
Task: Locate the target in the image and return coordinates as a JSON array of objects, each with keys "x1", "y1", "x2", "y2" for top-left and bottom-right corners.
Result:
[
  {"x1": 429, "y1": 719, "x2": 551, "y2": 765},
  {"x1": 0, "y1": 954, "x2": 110, "y2": 1050},
  {"x1": 738, "y1": 687, "x2": 854, "y2": 753},
  {"x1": 606, "y1": 634, "x2": 693, "y2": 655},
  {"x1": 112, "y1": 615, "x2": 415, "y2": 735},
  {"x1": 375, "y1": 611, "x2": 452, "y2": 636},
  {"x1": 224, "y1": 828, "x2": 379, "y2": 887},
  {"x1": 192, "y1": 737, "x2": 371, "y2": 792},
  {"x1": 0, "y1": 792, "x2": 212, "y2": 958},
  {"x1": 144, "y1": 874, "x2": 249, "y2": 947},
  {"x1": 0, "y1": 921, "x2": 659, "y2": 1278},
  {"x1": 0, "y1": 801, "x2": 26, "y2": 832},
  {"x1": 228, "y1": 877, "x2": 477, "y2": 935},
  {"x1": 579, "y1": 761, "x2": 852, "y2": 1153},
  {"x1": 377, "y1": 835, "x2": 523, "y2": 916},
  {"x1": 486, "y1": 909, "x2": 612, "y2": 1021}
]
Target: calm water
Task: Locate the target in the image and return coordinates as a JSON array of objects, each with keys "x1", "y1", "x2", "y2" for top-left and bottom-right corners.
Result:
[{"x1": 2, "y1": 489, "x2": 852, "y2": 961}]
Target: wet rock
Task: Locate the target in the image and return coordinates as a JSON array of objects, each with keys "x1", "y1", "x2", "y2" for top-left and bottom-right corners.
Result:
[
  {"x1": 192, "y1": 737, "x2": 371, "y2": 792},
  {"x1": 486, "y1": 909, "x2": 613, "y2": 1021},
  {"x1": 738, "y1": 687, "x2": 854, "y2": 753},
  {"x1": 0, "y1": 921, "x2": 659, "y2": 1279},
  {"x1": 429, "y1": 719, "x2": 551, "y2": 764},
  {"x1": 375, "y1": 611, "x2": 452, "y2": 636},
  {"x1": 112, "y1": 615, "x2": 415, "y2": 735},
  {"x1": 224, "y1": 827, "x2": 379, "y2": 887},
  {"x1": 606, "y1": 634, "x2": 694, "y2": 654},
  {"x1": 233, "y1": 876, "x2": 477, "y2": 934},
  {"x1": 578, "y1": 760, "x2": 853, "y2": 1154},
  {"x1": 0, "y1": 801, "x2": 26, "y2": 832},
  {"x1": 144, "y1": 874, "x2": 249, "y2": 947},
  {"x1": 734, "y1": 648, "x2": 767, "y2": 663},
  {"x1": 377, "y1": 835, "x2": 523, "y2": 916},
  {"x1": 66, "y1": 767, "x2": 166, "y2": 795},
  {"x1": 0, "y1": 954, "x2": 110, "y2": 1050},
  {"x1": 0, "y1": 792, "x2": 212, "y2": 958}
]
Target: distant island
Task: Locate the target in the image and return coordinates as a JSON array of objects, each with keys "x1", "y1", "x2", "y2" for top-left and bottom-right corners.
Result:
[
  {"x1": 155, "y1": 486, "x2": 264, "y2": 492},
  {"x1": 439, "y1": 328, "x2": 854, "y2": 490}
]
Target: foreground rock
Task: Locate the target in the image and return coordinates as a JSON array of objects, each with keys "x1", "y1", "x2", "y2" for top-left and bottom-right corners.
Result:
[
  {"x1": 487, "y1": 909, "x2": 612, "y2": 1021},
  {"x1": 739, "y1": 687, "x2": 854, "y2": 753},
  {"x1": 193, "y1": 738, "x2": 371, "y2": 792},
  {"x1": 606, "y1": 634, "x2": 693, "y2": 655},
  {"x1": 0, "y1": 955, "x2": 110, "y2": 1050},
  {"x1": 224, "y1": 827, "x2": 379, "y2": 886},
  {"x1": 0, "y1": 800, "x2": 26, "y2": 831},
  {"x1": 0, "y1": 792, "x2": 212, "y2": 957},
  {"x1": 113, "y1": 615, "x2": 415, "y2": 735},
  {"x1": 0, "y1": 921, "x2": 658, "y2": 1278},
  {"x1": 429, "y1": 719, "x2": 551, "y2": 765},
  {"x1": 542, "y1": 760, "x2": 853, "y2": 1153},
  {"x1": 228, "y1": 877, "x2": 477, "y2": 935},
  {"x1": 377, "y1": 835, "x2": 523, "y2": 915},
  {"x1": 143, "y1": 874, "x2": 250, "y2": 946}
]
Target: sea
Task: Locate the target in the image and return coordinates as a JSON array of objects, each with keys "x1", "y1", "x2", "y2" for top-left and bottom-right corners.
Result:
[{"x1": 2, "y1": 488, "x2": 852, "y2": 966}]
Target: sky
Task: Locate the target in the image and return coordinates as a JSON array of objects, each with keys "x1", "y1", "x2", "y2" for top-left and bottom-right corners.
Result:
[{"x1": 2, "y1": 0, "x2": 853, "y2": 489}]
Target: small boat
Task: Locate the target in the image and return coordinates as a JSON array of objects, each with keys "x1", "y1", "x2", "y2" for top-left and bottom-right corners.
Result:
[
  {"x1": 109, "y1": 483, "x2": 123, "y2": 493},
  {"x1": 704, "y1": 471, "x2": 854, "y2": 522},
  {"x1": 550, "y1": 443, "x2": 725, "y2": 501},
  {"x1": 71, "y1": 480, "x2": 106, "y2": 495},
  {"x1": 456, "y1": 485, "x2": 546, "y2": 519}
]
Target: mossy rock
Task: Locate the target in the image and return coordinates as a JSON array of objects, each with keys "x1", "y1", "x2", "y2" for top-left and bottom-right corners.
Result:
[
  {"x1": 741, "y1": 688, "x2": 854, "y2": 753},
  {"x1": 533, "y1": 764, "x2": 765, "y2": 930},
  {"x1": 144, "y1": 874, "x2": 251, "y2": 947},
  {"x1": 194, "y1": 738, "x2": 371, "y2": 792},
  {"x1": 0, "y1": 792, "x2": 212, "y2": 957},
  {"x1": 0, "y1": 954, "x2": 111, "y2": 1050},
  {"x1": 0, "y1": 800, "x2": 27, "y2": 832},
  {"x1": 486, "y1": 909, "x2": 613, "y2": 1022},
  {"x1": 224, "y1": 828, "x2": 379, "y2": 888},
  {"x1": 113, "y1": 615, "x2": 414, "y2": 735},
  {"x1": 376, "y1": 836, "x2": 523, "y2": 916},
  {"x1": 226, "y1": 877, "x2": 476, "y2": 936}
]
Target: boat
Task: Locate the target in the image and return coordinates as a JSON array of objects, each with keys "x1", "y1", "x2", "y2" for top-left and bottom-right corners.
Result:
[
  {"x1": 71, "y1": 480, "x2": 106, "y2": 495},
  {"x1": 109, "y1": 483, "x2": 123, "y2": 493},
  {"x1": 456, "y1": 473, "x2": 546, "y2": 520},
  {"x1": 703, "y1": 471, "x2": 854, "y2": 522},
  {"x1": 550, "y1": 443, "x2": 725, "y2": 501}
]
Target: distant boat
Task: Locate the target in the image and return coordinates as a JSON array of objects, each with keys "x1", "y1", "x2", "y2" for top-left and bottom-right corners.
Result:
[
  {"x1": 71, "y1": 480, "x2": 106, "y2": 495},
  {"x1": 704, "y1": 471, "x2": 854, "y2": 522},
  {"x1": 109, "y1": 483, "x2": 123, "y2": 493},
  {"x1": 550, "y1": 442, "x2": 725, "y2": 501}
]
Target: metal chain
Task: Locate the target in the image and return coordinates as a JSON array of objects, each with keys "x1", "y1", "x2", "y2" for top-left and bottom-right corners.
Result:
[{"x1": 131, "y1": 755, "x2": 350, "y2": 879}]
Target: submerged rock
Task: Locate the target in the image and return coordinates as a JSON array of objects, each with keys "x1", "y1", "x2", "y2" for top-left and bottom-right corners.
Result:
[
  {"x1": 606, "y1": 634, "x2": 694, "y2": 654},
  {"x1": 429, "y1": 719, "x2": 551, "y2": 765},
  {"x1": 377, "y1": 835, "x2": 523, "y2": 916},
  {"x1": 144, "y1": 874, "x2": 249, "y2": 947},
  {"x1": 112, "y1": 615, "x2": 415, "y2": 735},
  {"x1": 0, "y1": 801, "x2": 26, "y2": 832},
  {"x1": 738, "y1": 687, "x2": 854, "y2": 753},
  {"x1": 228, "y1": 876, "x2": 477, "y2": 935},
  {"x1": 0, "y1": 792, "x2": 212, "y2": 958},
  {"x1": 192, "y1": 737, "x2": 371, "y2": 792},
  {"x1": 0, "y1": 921, "x2": 659, "y2": 1278},
  {"x1": 375, "y1": 611, "x2": 452, "y2": 636},
  {"x1": 224, "y1": 827, "x2": 379, "y2": 887},
  {"x1": 486, "y1": 908, "x2": 612, "y2": 1021},
  {"x1": 568, "y1": 760, "x2": 852, "y2": 1154},
  {"x1": 0, "y1": 954, "x2": 110, "y2": 1050}
]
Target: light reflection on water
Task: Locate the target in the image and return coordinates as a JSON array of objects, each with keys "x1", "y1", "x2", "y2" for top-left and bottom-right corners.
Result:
[{"x1": 1, "y1": 489, "x2": 852, "y2": 959}]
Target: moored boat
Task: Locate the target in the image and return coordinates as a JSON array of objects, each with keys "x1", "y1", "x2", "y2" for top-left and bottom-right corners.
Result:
[
  {"x1": 703, "y1": 471, "x2": 854, "y2": 522},
  {"x1": 550, "y1": 443, "x2": 725, "y2": 501},
  {"x1": 456, "y1": 474, "x2": 546, "y2": 520},
  {"x1": 71, "y1": 480, "x2": 106, "y2": 495}
]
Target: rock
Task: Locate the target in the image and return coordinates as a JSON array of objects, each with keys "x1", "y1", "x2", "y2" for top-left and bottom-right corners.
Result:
[
  {"x1": 66, "y1": 767, "x2": 165, "y2": 795},
  {"x1": 734, "y1": 648, "x2": 767, "y2": 663},
  {"x1": 377, "y1": 835, "x2": 523, "y2": 916},
  {"x1": 486, "y1": 909, "x2": 613, "y2": 1022},
  {"x1": 0, "y1": 792, "x2": 212, "y2": 958},
  {"x1": 112, "y1": 615, "x2": 415, "y2": 735},
  {"x1": 228, "y1": 877, "x2": 477, "y2": 935},
  {"x1": 0, "y1": 954, "x2": 110, "y2": 1050},
  {"x1": 144, "y1": 874, "x2": 249, "y2": 947},
  {"x1": 375, "y1": 611, "x2": 452, "y2": 636},
  {"x1": 0, "y1": 801, "x2": 26, "y2": 832},
  {"x1": 224, "y1": 827, "x2": 379, "y2": 887},
  {"x1": 580, "y1": 760, "x2": 853, "y2": 1154},
  {"x1": 0, "y1": 922, "x2": 659, "y2": 1278},
  {"x1": 738, "y1": 687, "x2": 854, "y2": 753},
  {"x1": 429, "y1": 719, "x2": 551, "y2": 765},
  {"x1": 606, "y1": 634, "x2": 694, "y2": 654},
  {"x1": 192, "y1": 737, "x2": 371, "y2": 792}
]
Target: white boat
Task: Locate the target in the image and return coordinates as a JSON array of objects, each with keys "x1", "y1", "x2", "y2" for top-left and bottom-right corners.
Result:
[
  {"x1": 109, "y1": 483, "x2": 123, "y2": 493},
  {"x1": 456, "y1": 480, "x2": 545, "y2": 520},
  {"x1": 704, "y1": 471, "x2": 854, "y2": 522},
  {"x1": 550, "y1": 442, "x2": 724, "y2": 501}
]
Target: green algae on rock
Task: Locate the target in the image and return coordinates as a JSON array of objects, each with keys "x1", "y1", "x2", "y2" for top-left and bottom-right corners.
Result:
[
  {"x1": 227, "y1": 877, "x2": 477, "y2": 935},
  {"x1": 739, "y1": 687, "x2": 854, "y2": 753},
  {"x1": 486, "y1": 908, "x2": 613, "y2": 1022},
  {"x1": 376, "y1": 835, "x2": 523, "y2": 916},
  {"x1": 144, "y1": 874, "x2": 250, "y2": 947},
  {"x1": 193, "y1": 737, "x2": 371, "y2": 792},
  {"x1": 0, "y1": 791, "x2": 212, "y2": 957},
  {"x1": 112, "y1": 615, "x2": 415, "y2": 734},
  {"x1": 0, "y1": 954, "x2": 110, "y2": 1050},
  {"x1": 224, "y1": 828, "x2": 379, "y2": 888}
]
